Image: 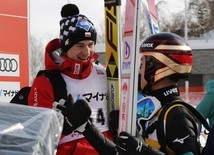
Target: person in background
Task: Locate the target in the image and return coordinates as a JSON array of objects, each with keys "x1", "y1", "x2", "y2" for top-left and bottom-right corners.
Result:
[
  {"x1": 28, "y1": 3, "x2": 114, "y2": 155},
  {"x1": 196, "y1": 80, "x2": 214, "y2": 128}
]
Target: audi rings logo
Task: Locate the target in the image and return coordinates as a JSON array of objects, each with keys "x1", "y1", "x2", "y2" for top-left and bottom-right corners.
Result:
[{"x1": 0, "y1": 58, "x2": 18, "y2": 72}]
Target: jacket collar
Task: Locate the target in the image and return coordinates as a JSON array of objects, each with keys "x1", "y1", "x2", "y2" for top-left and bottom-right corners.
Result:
[{"x1": 150, "y1": 85, "x2": 181, "y2": 106}]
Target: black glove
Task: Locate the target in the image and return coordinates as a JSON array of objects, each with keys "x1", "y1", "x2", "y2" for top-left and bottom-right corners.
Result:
[
  {"x1": 55, "y1": 94, "x2": 92, "y2": 135},
  {"x1": 116, "y1": 132, "x2": 165, "y2": 155},
  {"x1": 109, "y1": 110, "x2": 119, "y2": 142}
]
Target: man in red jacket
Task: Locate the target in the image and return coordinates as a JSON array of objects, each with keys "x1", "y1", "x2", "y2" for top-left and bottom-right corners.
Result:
[{"x1": 28, "y1": 3, "x2": 113, "y2": 155}]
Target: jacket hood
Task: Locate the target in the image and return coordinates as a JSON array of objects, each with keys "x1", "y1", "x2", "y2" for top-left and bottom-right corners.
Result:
[{"x1": 45, "y1": 38, "x2": 62, "y2": 70}]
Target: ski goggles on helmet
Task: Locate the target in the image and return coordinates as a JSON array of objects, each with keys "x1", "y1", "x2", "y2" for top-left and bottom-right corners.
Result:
[{"x1": 137, "y1": 96, "x2": 161, "y2": 121}]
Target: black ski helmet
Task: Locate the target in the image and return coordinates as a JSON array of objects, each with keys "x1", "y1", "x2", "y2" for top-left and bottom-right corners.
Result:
[{"x1": 139, "y1": 32, "x2": 192, "y2": 85}]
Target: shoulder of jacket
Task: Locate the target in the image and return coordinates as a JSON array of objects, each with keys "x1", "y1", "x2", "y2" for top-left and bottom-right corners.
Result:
[{"x1": 206, "y1": 80, "x2": 214, "y2": 92}]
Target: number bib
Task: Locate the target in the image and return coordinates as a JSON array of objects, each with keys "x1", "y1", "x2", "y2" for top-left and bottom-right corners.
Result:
[{"x1": 59, "y1": 64, "x2": 109, "y2": 144}]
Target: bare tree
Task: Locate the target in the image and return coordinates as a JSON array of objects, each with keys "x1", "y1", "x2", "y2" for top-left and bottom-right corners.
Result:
[
  {"x1": 207, "y1": 0, "x2": 214, "y2": 30},
  {"x1": 188, "y1": 0, "x2": 210, "y2": 37},
  {"x1": 97, "y1": 20, "x2": 105, "y2": 43},
  {"x1": 156, "y1": 0, "x2": 213, "y2": 38},
  {"x1": 29, "y1": 35, "x2": 45, "y2": 84}
]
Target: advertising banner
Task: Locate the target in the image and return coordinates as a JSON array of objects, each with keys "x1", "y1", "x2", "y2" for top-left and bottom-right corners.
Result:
[{"x1": 0, "y1": 0, "x2": 28, "y2": 102}]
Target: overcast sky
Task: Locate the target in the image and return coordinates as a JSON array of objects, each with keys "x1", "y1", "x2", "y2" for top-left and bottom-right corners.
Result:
[
  {"x1": 29, "y1": 0, "x2": 112, "y2": 44},
  {"x1": 29, "y1": 0, "x2": 185, "y2": 45}
]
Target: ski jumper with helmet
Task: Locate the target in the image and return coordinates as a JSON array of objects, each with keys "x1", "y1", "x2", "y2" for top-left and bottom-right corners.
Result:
[{"x1": 138, "y1": 32, "x2": 205, "y2": 155}]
